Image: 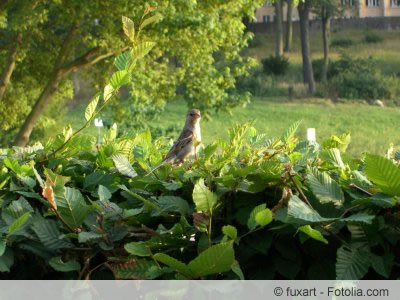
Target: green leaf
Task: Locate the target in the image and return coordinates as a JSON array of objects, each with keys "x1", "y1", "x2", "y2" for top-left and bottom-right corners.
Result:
[
  {"x1": 343, "y1": 213, "x2": 374, "y2": 224},
  {"x1": 370, "y1": 253, "x2": 393, "y2": 279},
  {"x1": 32, "y1": 219, "x2": 73, "y2": 250},
  {"x1": 307, "y1": 168, "x2": 344, "y2": 206},
  {"x1": 85, "y1": 95, "x2": 100, "y2": 122},
  {"x1": 188, "y1": 241, "x2": 235, "y2": 277},
  {"x1": 114, "y1": 51, "x2": 132, "y2": 71},
  {"x1": 327, "y1": 148, "x2": 345, "y2": 169},
  {"x1": 78, "y1": 232, "x2": 103, "y2": 243},
  {"x1": 49, "y1": 256, "x2": 80, "y2": 272},
  {"x1": 192, "y1": 179, "x2": 218, "y2": 214},
  {"x1": 0, "y1": 249, "x2": 13, "y2": 272},
  {"x1": 140, "y1": 13, "x2": 162, "y2": 29},
  {"x1": 282, "y1": 120, "x2": 302, "y2": 143},
  {"x1": 98, "y1": 185, "x2": 112, "y2": 202},
  {"x1": 154, "y1": 253, "x2": 192, "y2": 278},
  {"x1": 55, "y1": 187, "x2": 89, "y2": 229},
  {"x1": 156, "y1": 196, "x2": 190, "y2": 215},
  {"x1": 109, "y1": 70, "x2": 130, "y2": 89},
  {"x1": 247, "y1": 204, "x2": 266, "y2": 230},
  {"x1": 103, "y1": 84, "x2": 114, "y2": 102},
  {"x1": 122, "y1": 16, "x2": 135, "y2": 42},
  {"x1": 222, "y1": 225, "x2": 237, "y2": 240},
  {"x1": 110, "y1": 259, "x2": 159, "y2": 279},
  {"x1": 336, "y1": 245, "x2": 371, "y2": 280},
  {"x1": 298, "y1": 225, "x2": 328, "y2": 244},
  {"x1": 8, "y1": 212, "x2": 31, "y2": 236},
  {"x1": 124, "y1": 242, "x2": 151, "y2": 257},
  {"x1": 3, "y1": 158, "x2": 20, "y2": 174},
  {"x1": 255, "y1": 209, "x2": 273, "y2": 227},
  {"x1": 112, "y1": 154, "x2": 137, "y2": 178},
  {"x1": 131, "y1": 41, "x2": 155, "y2": 59},
  {"x1": 0, "y1": 241, "x2": 6, "y2": 256},
  {"x1": 287, "y1": 195, "x2": 336, "y2": 224},
  {"x1": 2, "y1": 197, "x2": 33, "y2": 224},
  {"x1": 231, "y1": 260, "x2": 244, "y2": 280},
  {"x1": 364, "y1": 154, "x2": 400, "y2": 196}
]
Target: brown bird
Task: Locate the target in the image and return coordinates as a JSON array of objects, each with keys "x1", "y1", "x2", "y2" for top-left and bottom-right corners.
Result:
[{"x1": 146, "y1": 109, "x2": 201, "y2": 175}]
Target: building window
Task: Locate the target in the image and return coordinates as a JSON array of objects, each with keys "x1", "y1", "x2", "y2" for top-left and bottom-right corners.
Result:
[
  {"x1": 263, "y1": 15, "x2": 271, "y2": 23},
  {"x1": 392, "y1": 0, "x2": 400, "y2": 7},
  {"x1": 341, "y1": 0, "x2": 354, "y2": 6},
  {"x1": 366, "y1": 0, "x2": 380, "y2": 6}
]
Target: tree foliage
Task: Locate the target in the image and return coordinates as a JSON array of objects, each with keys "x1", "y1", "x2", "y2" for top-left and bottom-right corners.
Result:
[{"x1": 0, "y1": 0, "x2": 264, "y2": 146}]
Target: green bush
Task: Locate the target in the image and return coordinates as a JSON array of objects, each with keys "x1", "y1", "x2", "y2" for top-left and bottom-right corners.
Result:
[
  {"x1": 235, "y1": 68, "x2": 288, "y2": 97},
  {"x1": 327, "y1": 56, "x2": 399, "y2": 101},
  {"x1": 262, "y1": 55, "x2": 290, "y2": 76},
  {"x1": 312, "y1": 58, "x2": 330, "y2": 82},
  {"x1": 313, "y1": 56, "x2": 400, "y2": 101},
  {"x1": 0, "y1": 122, "x2": 399, "y2": 280},
  {"x1": 364, "y1": 32, "x2": 384, "y2": 44},
  {"x1": 330, "y1": 38, "x2": 355, "y2": 48}
]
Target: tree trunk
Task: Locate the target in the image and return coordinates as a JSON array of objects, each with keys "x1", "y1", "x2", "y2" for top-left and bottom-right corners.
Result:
[
  {"x1": 0, "y1": 32, "x2": 22, "y2": 102},
  {"x1": 13, "y1": 71, "x2": 66, "y2": 146},
  {"x1": 284, "y1": 0, "x2": 293, "y2": 52},
  {"x1": 298, "y1": 1, "x2": 315, "y2": 95},
  {"x1": 322, "y1": 15, "x2": 331, "y2": 82},
  {"x1": 274, "y1": 0, "x2": 283, "y2": 57},
  {"x1": 13, "y1": 26, "x2": 114, "y2": 147}
]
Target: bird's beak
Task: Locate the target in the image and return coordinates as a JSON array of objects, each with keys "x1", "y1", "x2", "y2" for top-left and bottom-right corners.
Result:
[{"x1": 194, "y1": 113, "x2": 201, "y2": 119}]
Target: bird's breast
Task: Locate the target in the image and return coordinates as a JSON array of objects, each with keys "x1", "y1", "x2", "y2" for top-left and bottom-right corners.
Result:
[{"x1": 194, "y1": 125, "x2": 201, "y2": 141}]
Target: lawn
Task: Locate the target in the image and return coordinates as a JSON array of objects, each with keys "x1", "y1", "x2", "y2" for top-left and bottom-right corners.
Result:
[{"x1": 53, "y1": 97, "x2": 400, "y2": 157}]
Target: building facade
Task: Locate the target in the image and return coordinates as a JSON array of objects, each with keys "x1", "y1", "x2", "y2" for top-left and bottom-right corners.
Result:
[{"x1": 255, "y1": 0, "x2": 400, "y2": 23}]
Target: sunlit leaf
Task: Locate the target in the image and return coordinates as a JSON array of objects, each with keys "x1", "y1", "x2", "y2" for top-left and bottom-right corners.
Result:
[{"x1": 85, "y1": 95, "x2": 100, "y2": 122}]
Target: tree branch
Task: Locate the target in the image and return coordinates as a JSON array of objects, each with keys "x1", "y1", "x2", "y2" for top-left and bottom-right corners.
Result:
[{"x1": 54, "y1": 24, "x2": 80, "y2": 71}]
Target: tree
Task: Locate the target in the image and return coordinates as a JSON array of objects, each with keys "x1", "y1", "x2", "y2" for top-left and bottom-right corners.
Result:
[
  {"x1": 0, "y1": 0, "x2": 265, "y2": 147},
  {"x1": 284, "y1": 0, "x2": 294, "y2": 52},
  {"x1": 313, "y1": 0, "x2": 358, "y2": 82},
  {"x1": 274, "y1": 0, "x2": 284, "y2": 56},
  {"x1": 298, "y1": 0, "x2": 315, "y2": 94}
]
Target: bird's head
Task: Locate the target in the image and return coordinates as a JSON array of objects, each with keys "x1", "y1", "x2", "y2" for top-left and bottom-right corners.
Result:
[{"x1": 186, "y1": 109, "x2": 201, "y2": 126}]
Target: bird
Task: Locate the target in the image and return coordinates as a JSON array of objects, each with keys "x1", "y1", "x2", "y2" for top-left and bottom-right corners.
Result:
[{"x1": 146, "y1": 109, "x2": 202, "y2": 176}]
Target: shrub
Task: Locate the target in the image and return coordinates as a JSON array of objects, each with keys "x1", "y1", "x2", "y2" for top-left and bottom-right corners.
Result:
[
  {"x1": 313, "y1": 56, "x2": 400, "y2": 101},
  {"x1": 330, "y1": 38, "x2": 355, "y2": 48},
  {"x1": 326, "y1": 56, "x2": 399, "y2": 101},
  {"x1": 235, "y1": 68, "x2": 288, "y2": 97},
  {"x1": 262, "y1": 55, "x2": 290, "y2": 76},
  {"x1": 364, "y1": 32, "x2": 384, "y2": 44},
  {"x1": 0, "y1": 121, "x2": 399, "y2": 280},
  {"x1": 312, "y1": 58, "x2": 330, "y2": 82}
]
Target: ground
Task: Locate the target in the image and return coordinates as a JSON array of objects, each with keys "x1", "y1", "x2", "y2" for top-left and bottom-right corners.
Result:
[{"x1": 44, "y1": 27, "x2": 400, "y2": 157}]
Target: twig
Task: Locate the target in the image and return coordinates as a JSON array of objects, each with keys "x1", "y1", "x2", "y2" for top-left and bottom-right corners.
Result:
[
  {"x1": 288, "y1": 174, "x2": 313, "y2": 208},
  {"x1": 349, "y1": 183, "x2": 372, "y2": 196}
]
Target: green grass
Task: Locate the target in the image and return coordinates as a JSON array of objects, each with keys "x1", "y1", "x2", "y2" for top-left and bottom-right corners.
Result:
[{"x1": 55, "y1": 97, "x2": 400, "y2": 157}]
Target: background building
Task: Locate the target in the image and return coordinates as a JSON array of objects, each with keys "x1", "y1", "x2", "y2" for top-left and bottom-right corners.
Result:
[{"x1": 255, "y1": 0, "x2": 400, "y2": 23}]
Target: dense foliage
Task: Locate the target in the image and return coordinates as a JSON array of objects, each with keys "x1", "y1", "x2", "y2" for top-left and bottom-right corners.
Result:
[
  {"x1": 0, "y1": 117, "x2": 400, "y2": 279},
  {"x1": 313, "y1": 56, "x2": 400, "y2": 102},
  {"x1": 262, "y1": 55, "x2": 290, "y2": 76},
  {"x1": 364, "y1": 32, "x2": 384, "y2": 44}
]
